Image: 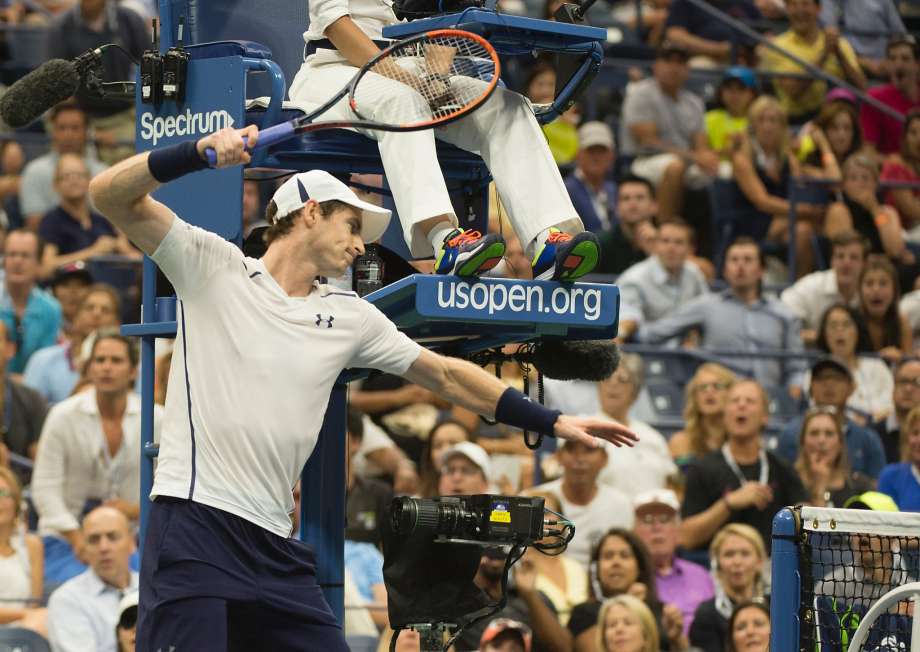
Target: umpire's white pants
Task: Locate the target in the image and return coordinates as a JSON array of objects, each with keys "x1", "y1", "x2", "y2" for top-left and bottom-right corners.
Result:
[{"x1": 289, "y1": 55, "x2": 583, "y2": 258}]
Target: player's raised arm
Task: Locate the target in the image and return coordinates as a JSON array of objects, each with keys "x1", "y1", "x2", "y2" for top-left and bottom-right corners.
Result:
[
  {"x1": 89, "y1": 126, "x2": 258, "y2": 255},
  {"x1": 402, "y1": 348, "x2": 639, "y2": 449}
]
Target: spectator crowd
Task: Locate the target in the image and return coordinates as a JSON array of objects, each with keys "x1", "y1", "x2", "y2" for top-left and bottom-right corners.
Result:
[{"x1": 0, "y1": 0, "x2": 916, "y2": 651}]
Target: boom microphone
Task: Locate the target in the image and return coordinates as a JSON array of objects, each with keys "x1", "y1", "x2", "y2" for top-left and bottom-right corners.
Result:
[
  {"x1": 528, "y1": 340, "x2": 620, "y2": 381},
  {"x1": 0, "y1": 59, "x2": 79, "y2": 128}
]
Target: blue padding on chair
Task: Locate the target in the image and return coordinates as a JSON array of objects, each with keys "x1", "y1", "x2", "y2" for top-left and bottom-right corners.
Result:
[
  {"x1": 186, "y1": 40, "x2": 273, "y2": 60},
  {"x1": 0, "y1": 628, "x2": 50, "y2": 652}
]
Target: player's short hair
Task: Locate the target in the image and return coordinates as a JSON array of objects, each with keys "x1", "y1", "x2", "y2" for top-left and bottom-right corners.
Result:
[{"x1": 263, "y1": 199, "x2": 353, "y2": 245}]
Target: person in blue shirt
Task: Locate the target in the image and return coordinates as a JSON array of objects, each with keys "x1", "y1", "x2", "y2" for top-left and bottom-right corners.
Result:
[
  {"x1": 878, "y1": 405, "x2": 920, "y2": 511},
  {"x1": 0, "y1": 230, "x2": 62, "y2": 374},
  {"x1": 771, "y1": 357, "x2": 886, "y2": 479},
  {"x1": 564, "y1": 121, "x2": 618, "y2": 233}
]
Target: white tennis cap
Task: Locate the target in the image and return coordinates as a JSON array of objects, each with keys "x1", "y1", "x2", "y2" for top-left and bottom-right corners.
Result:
[
  {"x1": 270, "y1": 170, "x2": 392, "y2": 243},
  {"x1": 442, "y1": 441, "x2": 492, "y2": 483}
]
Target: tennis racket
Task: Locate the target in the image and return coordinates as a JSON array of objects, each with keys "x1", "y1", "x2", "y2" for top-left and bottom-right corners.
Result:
[{"x1": 205, "y1": 29, "x2": 501, "y2": 165}]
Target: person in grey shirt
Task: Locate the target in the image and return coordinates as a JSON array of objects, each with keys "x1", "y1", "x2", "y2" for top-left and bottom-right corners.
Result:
[
  {"x1": 617, "y1": 217, "x2": 709, "y2": 343},
  {"x1": 638, "y1": 237, "x2": 806, "y2": 396},
  {"x1": 820, "y1": 0, "x2": 906, "y2": 79},
  {"x1": 19, "y1": 103, "x2": 107, "y2": 229},
  {"x1": 619, "y1": 41, "x2": 719, "y2": 221}
]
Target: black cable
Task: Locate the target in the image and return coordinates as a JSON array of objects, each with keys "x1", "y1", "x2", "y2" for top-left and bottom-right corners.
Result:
[{"x1": 100, "y1": 42, "x2": 141, "y2": 66}]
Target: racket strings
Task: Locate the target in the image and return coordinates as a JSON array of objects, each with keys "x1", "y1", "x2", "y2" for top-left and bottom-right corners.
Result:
[{"x1": 353, "y1": 33, "x2": 498, "y2": 127}]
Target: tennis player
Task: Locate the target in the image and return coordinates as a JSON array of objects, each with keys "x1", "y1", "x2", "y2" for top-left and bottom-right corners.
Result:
[
  {"x1": 89, "y1": 126, "x2": 638, "y2": 651},
  {"x1": 289, "y1": 9, "x2": 600, "y2": 281}
]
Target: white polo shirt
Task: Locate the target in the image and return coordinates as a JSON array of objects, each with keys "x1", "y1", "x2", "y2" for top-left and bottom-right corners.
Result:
[{"x1": 150, "y1": 216, "x2": 423, "y2": 537}]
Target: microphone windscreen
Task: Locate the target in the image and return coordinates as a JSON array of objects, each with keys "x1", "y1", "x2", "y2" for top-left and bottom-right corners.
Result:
[
  {"x1": 531, "y1": 340, "x2": 620, "y2": 381},
  {"x1": 0, "y1": 59, "x2": 79, "y2": 128}
]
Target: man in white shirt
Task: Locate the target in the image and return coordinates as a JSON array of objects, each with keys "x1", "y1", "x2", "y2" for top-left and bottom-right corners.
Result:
[
  {"x1": 780, "y1": 229, "x2": 868, "y2": 345},
  {"x1": 616, "y1": 217, "x2": 709, "y2": 342},
  {"x1": 532, "y1": 439, "x2": 634, "y2": 569},
  {"x1": 32, "y1": 330, "x2": 157, "y2": 581},
  {"x1": 47, "y1": 506, "x2": 139, "y2": 652},
  {"x1": 88, "y1": 126, "x2": 636, "y2": 651}
]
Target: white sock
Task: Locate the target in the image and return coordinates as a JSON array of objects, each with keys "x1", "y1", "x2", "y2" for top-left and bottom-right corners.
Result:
[
  {"x1": 527, "y1": 228, "x2": 553, "y2": 259},
  {"x1": 427, "y1": 222, "x2": 457, "y2": 254}
]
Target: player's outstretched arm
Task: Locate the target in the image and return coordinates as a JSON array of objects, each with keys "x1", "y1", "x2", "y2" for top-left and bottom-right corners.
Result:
[
  {"x1": 403, "y1": 349, "x2": 638, "y2": 449},
  {"x1": 90, "y1": 126, "x2": 258, "y2": 255}
]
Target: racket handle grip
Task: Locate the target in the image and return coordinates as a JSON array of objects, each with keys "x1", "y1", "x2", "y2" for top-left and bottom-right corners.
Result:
[{"x1": 203, "y1": 122, "x2": 297, "y2": 167}]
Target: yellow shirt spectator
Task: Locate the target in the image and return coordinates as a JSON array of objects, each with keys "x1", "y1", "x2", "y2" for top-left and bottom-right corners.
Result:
[
  {"x1": 705, "y1": 109, "x2": 748, "y2": 159},
  {"x1": 760, "y1": 30, "x2": 861, "y2": 119}
]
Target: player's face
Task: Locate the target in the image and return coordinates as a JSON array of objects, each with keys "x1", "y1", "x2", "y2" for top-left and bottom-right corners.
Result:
[
  {"x1": 308, "y1": 205, "x2": 365, "y2": 278},
  {"x1": 89, "y1": 338, "x2": 136, "y2": 395}
]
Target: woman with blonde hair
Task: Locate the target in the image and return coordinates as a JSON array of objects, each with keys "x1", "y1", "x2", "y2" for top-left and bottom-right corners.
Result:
[
  {"x1": 597, "y1": 594, "x2": 660, "y2": 652},
  {"x1": 0, "y1": 466, "x2": 46, "y2": 635},
  {"x1": 730, "y1": 95, "x2": 828, "y2": 277},
  {"x1": 668, "y1": 364, "x2": 736, "y2": 468},
  {"x1": 689, "y1": 524, "x2": 767, "y2": 652},
  {"x1": 794, "y1": 406, "x2": 871, "y2": 507}
]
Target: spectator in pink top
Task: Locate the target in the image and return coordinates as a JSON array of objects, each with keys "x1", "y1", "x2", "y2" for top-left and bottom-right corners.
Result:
[
  {"x1": 881, "y1": 109, "x2": 920, "y2": 237},
  {"x1": 861, "y1": 37, "x2": 920, "y2": 156}
]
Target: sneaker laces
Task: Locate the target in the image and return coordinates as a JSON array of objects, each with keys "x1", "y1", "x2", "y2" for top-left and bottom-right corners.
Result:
[
  {"x1": 446, "y1": 229, "x2": 484, "y2": 247},
  {"x1": 546, "y1": 230, "x2": 572, "y2": 244}
]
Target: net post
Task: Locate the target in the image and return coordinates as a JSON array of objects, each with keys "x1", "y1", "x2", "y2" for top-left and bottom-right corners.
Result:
[{"x1": 771, "y1": 507, "x2": 800, "y2": 652}]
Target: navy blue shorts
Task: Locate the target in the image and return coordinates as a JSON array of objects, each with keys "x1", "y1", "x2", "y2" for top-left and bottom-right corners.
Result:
[{"x1": 137, "y1": 497, "x2": 348, "y2": 652}]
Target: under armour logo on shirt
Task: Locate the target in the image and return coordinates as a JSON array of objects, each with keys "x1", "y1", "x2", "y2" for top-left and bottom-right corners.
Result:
[{"x1": 315, "y1": 314, "x2": 334, "y2": 328}]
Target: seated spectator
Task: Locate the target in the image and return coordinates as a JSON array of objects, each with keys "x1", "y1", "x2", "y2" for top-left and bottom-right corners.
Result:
[
  {"x1": 820, "y1": 0, "x2": 906, "y2": 79},
  {"x1": 795, "y1": 406, "x2": 872, "y2": 507},
  {"x1": 0, "y1": 319, "x2": 47, "y2": 482},
  {"x1": 480, "y1": 619, "x2": 532, "y2": 652},
  {"x1": 532, "y1": 440, "x2": 634, "y2": 569},
  {"x1": 0, "y1": 230, "x2": 62, "y2": 374},
  {"x1": 774, "y1": 357, "x2": 886, "y2": 477},
  {"x1": 858, "y1": 257, "x2": 913, "y2": 363},
  {"x1": 597, "y1": 594, "x2": 660, "y2": 652},
  {"x1": 689, "y1": 524, "x2": 767, "y2": 652},
  {"x1": 567, "y1": 529, "x2": 689, "y2": 652},
  {"x1": 0, "y1": 466, "x2": 46, "y2": 634},
  {"x1": 633, "y1": 489, "x2": 715, "y2": 636},
  {"x1": 417, "y1": 419, "x2": 472, "y2": 497},
  {"x1": 565, "y1": 122, "x2": 618, "y2": 233},
  {"x1": 878, "y1": 405, "x2": 920, "y2": 510},
  {"x1": 726, "y1": 600, "x2": 770, "y2": 652},
  {"x1": 47, "y1": 0, "x2": 148, "y2": 166},
  {"x1": 595, "y1": 354, "x2": 676, "y2": 497},
  {"x1": 813, "y1": 304, "x2": 894, "y2": 420},
  {"x1": 455, "y1": 547, "x2": 563, "y2": 652},
  {"x1": 348, "y1": 413, "x2": 420, "y2": 495},
  {"x1": 639, "y1": 237, "x2": 807, "y2": 394},
  {"x1": 516, "y1": 491, "x2": 587, "y2": 625},
  {"x1": 19, "y1": 103, "x2": 107, "y2": 229},
  {"x1": 115, "y1": 592, "x2": 137, "y2": 652},
  {"x1": 826, "y1": 155, "x2": 915, "y2": 268},
  {"x1": 874, "y1": 357, "x2": 920, "y2": 463},
  {"x1": 437, "y1": 441, "x2": 491, "y2": 496},
  {"x1": 798, "y1": 98, "x2": 860, "y2": 178},
  {"x1": 524, "y1": 60, "x2": 579, "y2": 166},
  {"x1": 758, "y1": 0, "x2": 865, "y2": 123},
  {"x1": 0, "y1": 140, "x2": 25, "y2": 230},
  {"x1": 39, "y1": 154, "x2": 138, "y2": 279},
  {"x1": 780, "y1": 230, "x2": 868, "y2": 345},
  {"x1": 345, "y1": 407, "x2": 391, "y2": 548},
  {"x1": 619, "y1": 43, "x2": 718, "y2": 221},
  {"x1": 343, "y1": 539, "x2": 387, "y2": 629},
  {"x1": 615, "y1": 218, "x2": 709, "y2": 343},
  {"x1": 32, "y1": 331, "x2": 159, "y2": 583},
  {"x1": 861, "y1": 36, "x2": 920, "y2": 157},
  {"x1": 680, "y1": 381, "x2": 808, "y2": 553},
  {"x1": 46, "y1": 507, "x2": 138, "y2": 652},
  {"x1": 881, "y1": 109, "x2": 920, "y2": 239},
  {"x1": 731, "y1": 95, "x2": 825, "y2": 277},
  {"x1": 24, "y1": 284, "x2": 122, "y2": 405},
  {"x1": 664, "y1": 0, "x2": 763, "y2": 68},
  {"x1": 705, "y1": 67, "x2": 758, "y2": 166},
  {"x1": 47, "y1": 263, "x2": 93, "y2": 339},
  {"x1": 669, "y1": 363, "x2": 736, "y2": 468},
  {"x1": 596, "y1": 175, "x2": 658, "y2": 275}
]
